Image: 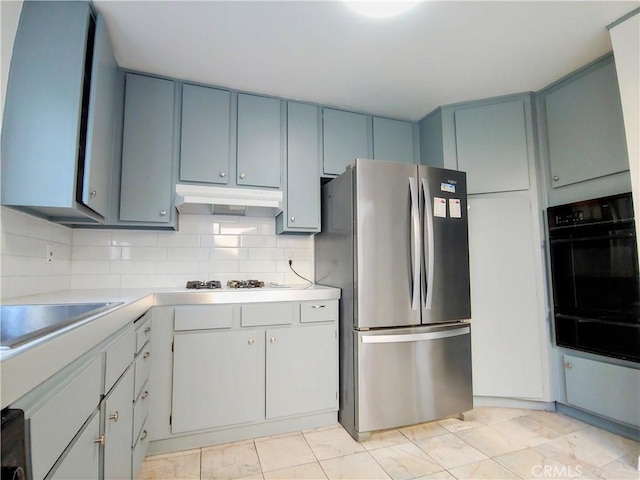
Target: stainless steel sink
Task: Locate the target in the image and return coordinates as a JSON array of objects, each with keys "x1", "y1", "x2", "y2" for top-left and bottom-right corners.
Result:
[{"x1": 0, "y1": 302, "x2": 121, "y2": 349}]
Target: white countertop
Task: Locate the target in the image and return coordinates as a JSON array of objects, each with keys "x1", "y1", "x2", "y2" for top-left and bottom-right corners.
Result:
[{"x1": 0, "y1": 284, "x2": 340, "y2": 408}]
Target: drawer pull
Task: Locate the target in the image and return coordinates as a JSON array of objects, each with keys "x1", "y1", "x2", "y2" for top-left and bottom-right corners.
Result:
[
  {"x1": 143, "y1": 351, "x2": 150, "y2": 359},
  {"x1": 109, "y1": 411, "x2": 119, "y2": 422},
  {"x1": 141, "y1": 390, "x2": 149, "y2": 400},
  {"x1": 140, "y1": 430, "x2": 148, "y2": 441},
  {"x1": 270, "y1": 337, "x2": 276, "y2": 344},
  {"x1": 311, "y1": 305, "x2": 326, "y2": 309},
  {"x1": 95, "y1": 434, "x2": 105, "y2": 445},
  {"x1": 248, "y1": 338, "x2": 255, "y2": 346},
  {"x1": 144, "y1": 326, "x2": 151, "y2": 334},
  {"x1": 564, "y1": 361, "x2": 572, "y2": 370}
]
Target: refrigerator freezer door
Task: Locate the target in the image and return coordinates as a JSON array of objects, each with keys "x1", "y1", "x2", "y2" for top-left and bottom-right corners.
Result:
[
  {"x1": 355, "y1": 324, "x2": 473, "y2": 435},
  {"x1": 419, "y1": 166, "x2": 471, "y2": 323},
  {"x1": 355, "y1": 159, "x2": 421, "y2": 329}
]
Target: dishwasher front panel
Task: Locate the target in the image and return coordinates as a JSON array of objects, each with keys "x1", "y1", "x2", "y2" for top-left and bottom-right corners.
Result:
[{"x1": 355, "y1": 324, "x2": 472, "y2": 434}]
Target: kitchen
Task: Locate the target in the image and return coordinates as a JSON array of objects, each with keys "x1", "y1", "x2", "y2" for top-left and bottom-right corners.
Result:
[{"x1": 1, "y1": 1, "x2": 639, "y2": 479}]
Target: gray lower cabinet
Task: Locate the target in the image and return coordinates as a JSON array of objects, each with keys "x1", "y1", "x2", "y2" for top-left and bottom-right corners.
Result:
[
  {"x1": 540, "y1": 55, "x2": 628, "y2": 189},
  {"x1": 1, "y1": 1, "x2": 117, "y2": 224},
  {"x1": 50, "y1": 412, "x2": 101, "y2": 480},
  {"x1": 266, "y1": 324, "x2": 337, "y2": 419},
  {"x1": 323, "y1": 108, "x2": 371, "y2": 176},
  {"x1": 277, "y1": 102, "x2": 321, "y2": 233},
  {"x1": 172, "y1": 329, "x2": 263, "y2": 434},
  {"x1": 372, "y1": 117, "x2": 419, "y2": 164},
  {"x1": 103, "y1": 367, "x2": 135, "y2": 480},
  {"x1": 119, "y1": 73, "x2": 176, "y2": 225},
  {"x1": 236, "y1": 93, "x2": 282, "y2": 188},
  {"x1": 180, "y1": 84, "x2": 231, "y2": 184}
]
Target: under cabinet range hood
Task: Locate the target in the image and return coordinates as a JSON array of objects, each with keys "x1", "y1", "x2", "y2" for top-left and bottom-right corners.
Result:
[{"x1": 175, "y1": 184, "x2": 283, "y2": 216}]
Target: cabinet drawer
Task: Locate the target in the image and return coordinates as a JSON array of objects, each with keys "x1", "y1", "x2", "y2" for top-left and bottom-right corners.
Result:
[
  {"x1": 241, "y1": 303, "x2": 295, "y2": 327},
  {"x1": 132, "y1": 420, "x2": 150, "y2": 480},
  {"x1": 133, "y1": 383, "x2": 150, "y2": 442},
  {"x1": 300, "y1": 301, "x2": 338, "y2": 323},
  {"x1": 135, "y1": 313, "x2": 152, "y2": 353},
  {"x1": 104, "y1": 327, "x2": 135, "y2": 394},
  {"x1": 30, "y1": 356, "x2": 102, "y2": 480},
  {"x1": 134, "y1": 343, "x2": 152, "y2": 400},
  {"x1": 174, "y1": 305, "x2": 233, "y2": 331}
]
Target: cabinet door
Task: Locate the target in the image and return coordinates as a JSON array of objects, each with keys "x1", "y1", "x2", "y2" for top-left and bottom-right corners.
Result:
[
  {"x1": 544, "y1": 59, "x2": 628, "y2": 188},
  {"x1": 281, "y1": 102, "x2": 320, "y2": 231},
  {"x1": 454, "y1": 100, "x2": 530, "y2": 194},
  {"x1": 83, "y1": 14, "x2": 117, "y2": 217},
  {"x1": 103, "y1": 367, "x2": 134, "y2": 480},
  {"x1": 237, "y1": 94, "x2": 281, "y2": 188},
  {"x1": 180, "y1": 84, "x2": 231, "y2": 184},
  {"x1": 373, "y1": 117, "x2": 417, "y2": 164},
  {"x1": 467, "y1": 196, "x2": 546, "y2": 399},
  {"x1": 172, "y1": 330, "x2": 263, "y2": 433},
  {"x1": 50, "y1": 412, "x2": 100, "y2": 480},
  {"x1": 323, "y1": 109, "x2": 370, "y2": 176},
  {"x1": 120, "y1": 74, "x2": 175, "y2": 223},
  {"x1": 266, "y1": 324, "x2": 337, "y2": 419}
]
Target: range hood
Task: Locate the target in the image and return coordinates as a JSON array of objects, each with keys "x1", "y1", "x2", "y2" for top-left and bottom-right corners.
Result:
[{"x1": 175, "y1": 184, "x2": 283, "y2": 216}]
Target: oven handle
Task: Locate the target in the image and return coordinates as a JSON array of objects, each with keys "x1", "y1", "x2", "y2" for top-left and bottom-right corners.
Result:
[{"x1": 550, "y1": 232, "x2": 635, "y2": 243}]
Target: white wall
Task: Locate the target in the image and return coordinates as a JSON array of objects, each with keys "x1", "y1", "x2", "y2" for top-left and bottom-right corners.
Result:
[{"x1": 609, "y1": 11, "x2": 640, "y2": 256}]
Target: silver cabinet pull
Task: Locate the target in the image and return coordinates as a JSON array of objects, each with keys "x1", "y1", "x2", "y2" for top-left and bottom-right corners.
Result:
[
  {"x1": 219, "y1": 172, "x2": 226, "y2": 178},
  {"x1": 144, "y1": 326, "x2": 151, "y2": 334},
  {"x1": 143, "y1": 351, "x2": 150, "y2": 359},
  {"x1": 90, "y1": 190, "x2": 97, "y2": 197},
  {"x1": 239, "y1": 172, "x2": 246, "y2": 179},
  {"x1": 141, "y1": 390, "x2": 149, "y2": 400},
  {"x1": 311, "y1": 305, "x2": 326, "y2": 309},
  {"x1": 290, "y1": 216, "x2": 296, "y2": 222},
  {"x1": 553, "y1": 176, "x2": 560, "y2": 182},
  {"x1": 160, "y1": 210, "x2": 167, "y2": 216},
  {"x1": 109, "y1": 411, "x2": 119, "y2": 422},
  {"x1": 248, "y1": 338, "x2": 255, "y2": 345},
  {"x1": 270, "y1": 337, "x2": 276, "y2": 344},
  {"x1": 140, "y1": 430, "x2": 148, "y2": 441},
  {"x1": 94, "y1": 434, "x2": 105, "y2": 445},
  {"x1": 564, "y1": 361, "x2": 572, "y2": 369}
]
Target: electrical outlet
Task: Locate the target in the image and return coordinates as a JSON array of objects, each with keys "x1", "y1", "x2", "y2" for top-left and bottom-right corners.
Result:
[{"x1": 46, "y1": 244, "x2": 54, "y2": 263}]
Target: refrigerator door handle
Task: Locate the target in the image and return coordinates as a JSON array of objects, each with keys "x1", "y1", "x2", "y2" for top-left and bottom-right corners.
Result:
[
  {"x1": 421, "y1": 178, "x2": 435, "y2": 310},
  {"x1": 361, "y1": 326, "x2": 470, "y2": 344},
  {"x1": 409, "y1": 177, "x2": 421, "y2": 311}
]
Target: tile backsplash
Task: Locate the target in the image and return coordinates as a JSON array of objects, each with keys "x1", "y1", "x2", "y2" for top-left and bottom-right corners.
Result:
[{"x1": 0, "y1": 208, "x2": 314, "y2": 299}]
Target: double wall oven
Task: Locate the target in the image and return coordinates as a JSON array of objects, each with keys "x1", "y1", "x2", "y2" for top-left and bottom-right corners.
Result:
[{"x1": 547, "y1": 192, "x2": 639, "y2": 363}]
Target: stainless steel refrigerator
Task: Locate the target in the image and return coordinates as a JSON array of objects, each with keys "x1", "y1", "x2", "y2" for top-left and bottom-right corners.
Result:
[{"x1": 315, "y1": 158, "x2": 473, "y2": 440}]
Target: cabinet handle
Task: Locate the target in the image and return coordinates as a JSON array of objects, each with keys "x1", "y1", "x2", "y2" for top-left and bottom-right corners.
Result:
[
  {"x1": 290, "y1": 216, "x2": 296, "y2": 223},
  {"x1": 141, "y1": 390, "x2": 149, "y2": 400},
  {"x1": 160, "y1": 210, "x2": 167, "y2": 216},
  {"x1": 219, "y1": 172, "x2": 226, "y2": 178},
  {"x1": 144, "y1": 326, "x2": 151, "y2": 334},
  {"x1": 90, "y1": 190, "x2": 97, "y2": 198},
  {"x1": 94, "y1": 434, "x2": 105, "y2": 445},
  {"x1": 270, "y1": 337, "x2": 276, "y2": 344},
  {"x1": 564, "y1": 361, "x2": 572, "y2": 369},
  {"x1": 553, "y1": 176, "x2": 559, "y2": 182},
  {"x1": 140, "y1": 430, "x2": 148, "y2": 441},
  {"x1": 239, "y1": 172, "x2": 246, "y2": 179},
  {"x1": 109, "y1": 411, "x2": 119, "y2": 422},
  {"x1": 311, "y1": 305, "x2": 326, "y2": 309},
  {"x1": 143, "y1": 351, "x2": 150, "y2": 359},
  {"x1": 248, "y1": 338, "x2": 255, "y2": 345}
]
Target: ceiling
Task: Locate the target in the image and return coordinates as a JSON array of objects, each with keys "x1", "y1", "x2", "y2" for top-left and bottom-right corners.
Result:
[{"x1": 93, "y1": 1, "x2": 638, "y2": 122}]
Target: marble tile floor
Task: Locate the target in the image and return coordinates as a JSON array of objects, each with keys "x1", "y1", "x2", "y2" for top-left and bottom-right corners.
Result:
[{"x1": 139, "y1": 407, "x2": 639, "y2": 480}]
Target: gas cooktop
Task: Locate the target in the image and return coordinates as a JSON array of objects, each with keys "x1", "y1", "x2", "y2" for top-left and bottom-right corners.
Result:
[{"x1": 185, "y1": 280, "x2": 266, "y2": 290}]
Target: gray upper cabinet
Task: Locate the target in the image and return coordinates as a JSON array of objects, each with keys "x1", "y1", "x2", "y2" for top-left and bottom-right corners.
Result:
[
  {"x1": 180, "y1": 84, "x2": 231, "y2": 185},
  {"x1": 323, "y1": 108, "x2": 371, "y2": 176},
  {"x1": 237, "y1": 93, "x2": 282, "y2": 188},
  {"x1": 277, "y1": 102, "x2": 321, "y2": 234},
  {"x1": 1, "y1": 1, "x2": 116, "y2": 223},
  {"x1": 541, "y1": 56, "x2": 629, "y2": 189},
  {"x1": 454, "y1": 100, "x2": 530, "y2": 194},
  {"x1": 372, "y1": 117, "x2": 418, "y2": 164},
  {"x1": 120, "y1": 73, "x2": 176, "y2": 224}
]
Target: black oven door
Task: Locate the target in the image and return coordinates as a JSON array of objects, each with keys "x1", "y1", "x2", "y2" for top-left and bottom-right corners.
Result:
[{"x1": 1, "y1": 408, "x2": 29, "y2": 480}]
